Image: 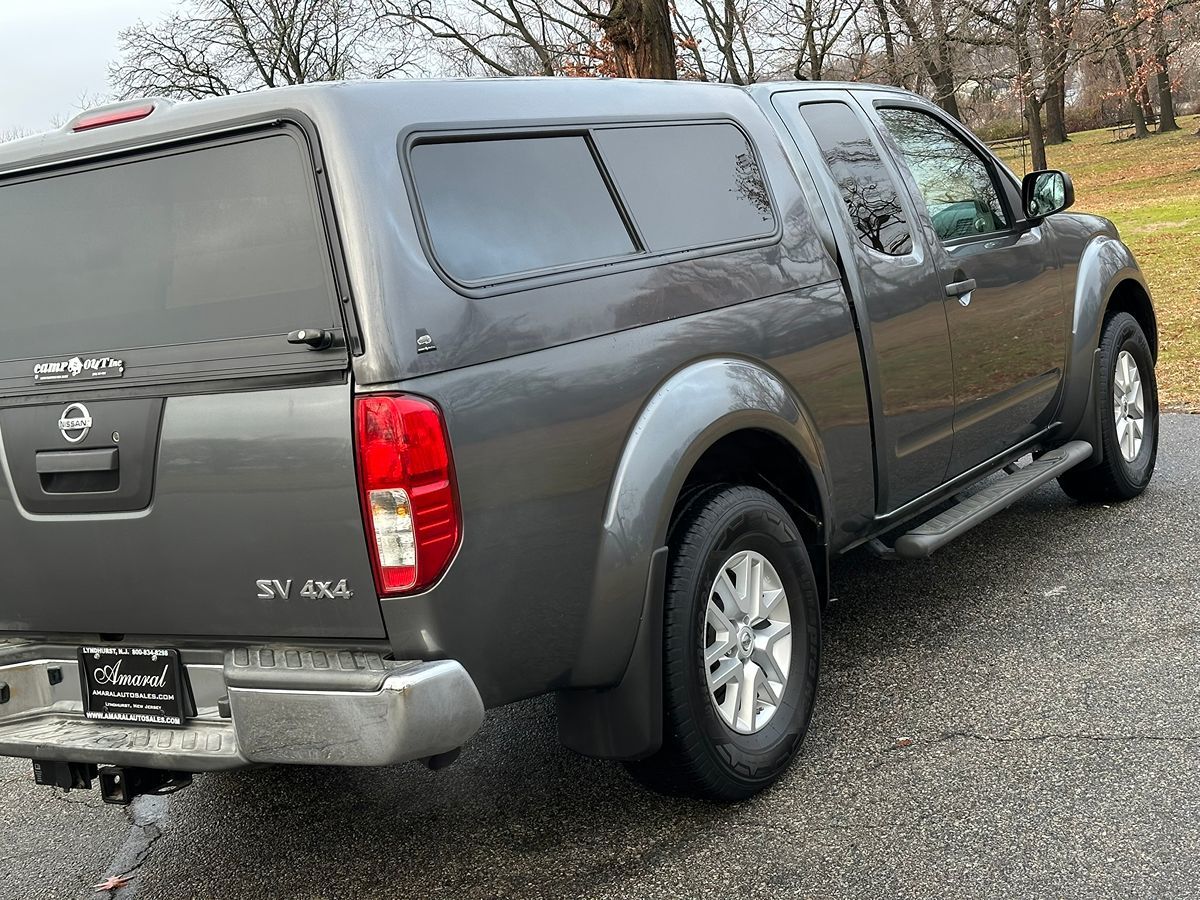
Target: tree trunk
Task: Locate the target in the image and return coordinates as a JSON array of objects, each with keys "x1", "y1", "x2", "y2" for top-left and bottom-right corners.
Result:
[
  {"x1": 1058, "y1": 77, "x2": 1068, "y2": 135},
  {"x1": 932, "y1": 52, "x2": 961, "y2": 120},
  {"x1": 1037, "y1": 0, "x2": 1070, "y2": 144},
  {"x1": 1026, "y1": 97, "x2": 1047, "y2": 171},
  {"x1": 1105, "y1": 0, "x2": 1149, "y2": 138},
  {"x1": 873, "y1": 0, "x2": 899, "y2": 84},
  {"x1": 889, "y1": 0, "x2": 960, "y2": 119},
  {"x1": 1044, "y1": 72, "x2": 1069, "y2": 143},
  {"x1": 1131, "y1": 45, "x2": 1155, "y2": 120},
  {"x1": 1151, "y1": 4, "x2": 1179, "y2": 131},
  {"x1": 603, "y1": 0, "x2": 677, "y2": 79},
  {"x1": 927, "y1": 0, "x2": 961, "y2": 120},
  {"x1": 1017, "y1": 33, "x2": 1048, "y2": 170}
]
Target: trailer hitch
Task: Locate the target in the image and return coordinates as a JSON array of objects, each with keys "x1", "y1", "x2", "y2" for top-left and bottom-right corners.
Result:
[{"x1": 98, "y1": 766, "x2": 193, "y2": 806}]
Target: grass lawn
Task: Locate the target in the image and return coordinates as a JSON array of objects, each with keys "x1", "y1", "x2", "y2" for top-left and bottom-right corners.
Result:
[{"x1": 996, "y1": 114, "x2": 1200, "y2": 410}]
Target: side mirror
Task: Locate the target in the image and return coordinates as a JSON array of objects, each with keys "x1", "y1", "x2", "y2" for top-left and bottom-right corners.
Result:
[{"x1": 1022, "y1": 169, "x2": 1075, "y2": 220}]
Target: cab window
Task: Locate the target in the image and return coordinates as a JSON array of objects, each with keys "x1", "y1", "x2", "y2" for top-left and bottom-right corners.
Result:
[
  {"x1": 799, "y1": 102, "x2": 913, "y2": 256},
  {"x1": 877, "y1": 107, "x2": 1009, "y2": 242}
]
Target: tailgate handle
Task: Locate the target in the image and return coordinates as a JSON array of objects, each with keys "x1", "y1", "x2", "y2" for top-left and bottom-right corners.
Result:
[{"x1": 36, "y1": 448, "x2": 119, "y2": 474}]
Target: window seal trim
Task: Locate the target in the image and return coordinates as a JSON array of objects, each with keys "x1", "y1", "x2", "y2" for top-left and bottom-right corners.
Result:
[{"x1": 397, "y1": 117, "x2": 783, "y2": 299}]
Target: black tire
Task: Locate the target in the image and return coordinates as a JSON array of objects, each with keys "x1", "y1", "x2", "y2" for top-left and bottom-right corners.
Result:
[
  {"x1": 625, "y1": 485, "x2": 820, "y2": 801},
  {"x1": 1058, "y1": 312, "x2": 1159, "y2": 502}
]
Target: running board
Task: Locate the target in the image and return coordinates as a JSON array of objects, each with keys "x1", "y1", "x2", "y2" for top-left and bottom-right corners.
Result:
[{"x1": 891, "y1": 440, "x2": 1093, "y2": 560}]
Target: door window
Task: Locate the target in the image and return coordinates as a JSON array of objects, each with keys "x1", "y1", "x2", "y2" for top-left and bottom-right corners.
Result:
[
  {"x1": 877, "y1": 107, "x2": 1009, "y2": 242},
  {"x1": 798, "y1": 102, "x2": 913, "y2": 256}
]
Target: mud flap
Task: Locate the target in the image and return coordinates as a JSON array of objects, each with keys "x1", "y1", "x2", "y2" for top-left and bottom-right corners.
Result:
[{"x1": 556, "y1": 546, "x2": 668, "y2": 761}]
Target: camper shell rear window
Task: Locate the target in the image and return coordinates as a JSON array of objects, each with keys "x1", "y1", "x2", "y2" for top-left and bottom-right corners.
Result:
[{"x1": 0, "y1": 128, "x2": 343, "y2": 391}]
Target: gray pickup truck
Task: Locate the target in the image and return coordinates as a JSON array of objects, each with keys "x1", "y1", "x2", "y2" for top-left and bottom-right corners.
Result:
[{"x1": 0, "y1": 78, "x2": 1157, "y2": 804}]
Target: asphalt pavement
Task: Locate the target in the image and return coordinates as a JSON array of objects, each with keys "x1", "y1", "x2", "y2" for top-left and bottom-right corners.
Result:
[{"x1": 3, "y1": 414, "x2": 1198, "y2": 900}]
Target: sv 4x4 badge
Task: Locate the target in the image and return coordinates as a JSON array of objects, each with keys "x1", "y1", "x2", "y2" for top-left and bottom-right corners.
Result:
[{"x1": 256, "y1": 579, "x2": 354, "y2": 601}]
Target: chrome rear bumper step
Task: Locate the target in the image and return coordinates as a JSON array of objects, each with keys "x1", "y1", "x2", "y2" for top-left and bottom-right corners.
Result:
[
  {"x1": 892, "y1": 440, "x2": 1093, "y2": 560},
  {"x1": 1, "y1": 715, "x2": 243, "y2": 771},
  {"x1": 0, "y1": 644, "x2": 484, "y2": 772}
]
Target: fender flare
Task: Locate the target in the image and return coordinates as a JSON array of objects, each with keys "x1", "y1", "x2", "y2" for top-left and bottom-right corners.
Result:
[
  {"x1": 557, "y1": 357, "x2": 830, "y2": 759},
  {"x1": 1059, "y1": 235, "x2": 1152, "y2": 460}
]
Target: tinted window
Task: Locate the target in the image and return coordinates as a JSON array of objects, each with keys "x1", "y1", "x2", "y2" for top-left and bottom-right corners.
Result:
[
  {"x1": 799, "y1": 102, "x2": 912, "y2": 256},
  {"x1": 877, "y1": 107, "x2": 1009, "y2": 241},
  {"x1": 410, "y1": 136, "x2": 636, "y2": 282},
  {"x1": 0, "y1": 135, "x2": 335, "y2": 363},
  {"x1": 593, "y1": 124, "x2": 774, "y2": 252}
]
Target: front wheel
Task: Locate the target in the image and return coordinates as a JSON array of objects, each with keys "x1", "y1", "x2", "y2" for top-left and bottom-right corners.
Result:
[
  {"x1": 625, "y1": 485, "x2": 820, "y2": 801},
  {"x1": 1059, "y1": 311, "x2": 1159, "y2": 502}
]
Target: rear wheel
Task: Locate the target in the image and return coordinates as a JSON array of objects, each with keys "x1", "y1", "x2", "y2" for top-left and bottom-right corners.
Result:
[
  {"x1": 1058, "y1": 312, "x2": 1158, "y2": 502},
  {"x1": 625, "y1": 485, "x2": 820, "y2": 801}
]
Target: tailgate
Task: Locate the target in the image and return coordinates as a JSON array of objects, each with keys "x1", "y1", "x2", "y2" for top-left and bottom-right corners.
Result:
[{"x1": 0, "y1": 125, "x2": 384, "y2": 639}]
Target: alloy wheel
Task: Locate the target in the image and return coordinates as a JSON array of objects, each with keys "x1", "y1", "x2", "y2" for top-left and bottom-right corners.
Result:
[
  {"x1": 703, "y1": 550, "x2": 792, "y2": 734},
  {"x1": 1113, "y1": 349, "x2": 1145, "y2": 463}
]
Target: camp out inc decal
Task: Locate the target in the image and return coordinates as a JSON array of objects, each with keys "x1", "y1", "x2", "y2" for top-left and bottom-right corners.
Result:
[{"x1": 33, "y1": 355, "x2": 125, "y2": 384}]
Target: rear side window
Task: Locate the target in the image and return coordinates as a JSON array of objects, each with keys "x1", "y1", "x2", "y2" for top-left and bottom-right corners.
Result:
[
  {"x1": 409, "y1": 136, "x2": 637, "y2": 283},
  {"x1": 408, "y1": 122, "x2": 777, "y2": 288},
  {"x1": 0, "y1": 134, "x2": 336, "y2": 364},
  {"x1": 798, "y1": 102, "x2": 913, "y2": 256},
  {"x1": 592, "y1": 123, "x2": 775, "y2": 252}
]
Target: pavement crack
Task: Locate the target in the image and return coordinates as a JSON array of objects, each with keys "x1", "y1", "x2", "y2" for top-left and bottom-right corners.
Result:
[
  {"x1": 91, "y1": 794, "x2": 172, "y2": 898},
  {"x1": 47, "y1": 788, "x2": 104, "y2": 809},
  {"x1": 931, "y1": 730, "x2": 1200, "y2": 747}
]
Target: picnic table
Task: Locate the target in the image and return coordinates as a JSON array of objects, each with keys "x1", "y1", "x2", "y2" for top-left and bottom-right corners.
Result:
[{"x1": 1112, "y1": 115, "x2": 1159, "y2": 140}]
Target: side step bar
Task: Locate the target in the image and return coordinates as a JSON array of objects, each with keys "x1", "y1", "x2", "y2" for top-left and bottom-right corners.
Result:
[{"x1": 892, "y1": 440, "x2": 1093, "y2": 560}]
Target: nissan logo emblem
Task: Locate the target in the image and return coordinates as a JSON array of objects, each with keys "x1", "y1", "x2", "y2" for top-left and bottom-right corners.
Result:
[{"x1": 58, "y1": 402, "x2": 93, "y2": 444}]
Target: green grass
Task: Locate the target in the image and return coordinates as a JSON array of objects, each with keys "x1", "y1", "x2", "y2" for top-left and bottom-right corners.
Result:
[{"x1": 996, "y1": 115, "x2": 1200, "y2": 410}]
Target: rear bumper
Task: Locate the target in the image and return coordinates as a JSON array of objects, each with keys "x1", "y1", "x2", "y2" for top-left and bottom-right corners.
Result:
[{"x1": 0, "y1": 642, "x2": 484, "y2": 772}]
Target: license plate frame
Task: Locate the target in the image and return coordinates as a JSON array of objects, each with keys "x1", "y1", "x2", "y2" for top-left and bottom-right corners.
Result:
[{"x1": 77, "y1": 646, "x2": 186, "y2": 727}]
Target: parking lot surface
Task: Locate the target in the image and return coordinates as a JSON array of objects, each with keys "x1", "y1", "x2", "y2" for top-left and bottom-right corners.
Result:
[{"x1": 3, "y1": 415, "x2": 1198, "y2": 900}]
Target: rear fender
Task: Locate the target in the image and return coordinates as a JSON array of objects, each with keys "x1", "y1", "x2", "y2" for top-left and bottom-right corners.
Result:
[{"x1": 557, "y1": 357, "x2": 829, "y2": 759}]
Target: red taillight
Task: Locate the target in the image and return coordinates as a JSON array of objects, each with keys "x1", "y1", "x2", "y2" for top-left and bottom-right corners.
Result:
[
  {"x1": 354, "y1": 395, "x2": 460, "y2": 596},
  {"x1": 70, "y1": 104, "x2": 155, "y2": 132}
]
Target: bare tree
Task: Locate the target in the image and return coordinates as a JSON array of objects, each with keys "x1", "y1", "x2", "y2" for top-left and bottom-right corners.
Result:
[
  {"x1": 1037, "y1": 0, "x2": 1081, "y2": 143},
  {"x1": 672, "y1": 0, "x2": 772, "y2": 83},
  {"x1": 97, "y1": 0, "x2": 1199, "y2": 149},
  {"x1": 1, "y1": 127, "x2": 35, "y2": 143},
  {"x1": 110, "y1": 0, "x2": 415, "y2": 99},
  {"x1": 1101, "y1": 0, "x2": 1151, "y2": 135},
  {"x1": 782, "y1": 0, "x2": 865, "y2": 79},
  {"x1": 397, "y1": 0, "x2": 596, "y2": 76},
  {"x1": 386, "y1": 0, "x2": 675, "y2": 77},
  {"x1": 603, "y1": 0, "x2": 677, "y2": 76},
  {"x1": 1147, "y1": 0, "x2": 1180, "y2": 130},
  {"x1": 887, "y1": 0, "x2": 967, "y2": 118}
]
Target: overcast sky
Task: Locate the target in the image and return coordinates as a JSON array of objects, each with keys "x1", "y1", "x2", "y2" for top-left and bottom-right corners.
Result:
[{"x1": 1, "y1": 0, "x2": 176, "y2": 133}]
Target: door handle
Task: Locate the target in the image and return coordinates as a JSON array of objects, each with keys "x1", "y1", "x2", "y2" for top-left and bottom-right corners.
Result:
[
  {"x1": 35, "y1": 448, "x2": 119, "y2": 474},
  {"x1": 945, "y1": 279, "x2": 977, "y2": 297}
]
